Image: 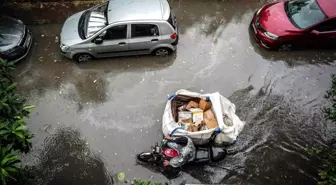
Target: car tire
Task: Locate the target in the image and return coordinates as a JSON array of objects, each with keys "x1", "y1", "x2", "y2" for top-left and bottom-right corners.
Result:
[
  {"x1": 278, "y1": 44, "x2": 293, "y2": 52},
  {"x1": 74, "y1": 53, "x2": 93, "y2": 63},
  {"x1": 152, "y1": 48, "x2": 172, "y2": 57}
]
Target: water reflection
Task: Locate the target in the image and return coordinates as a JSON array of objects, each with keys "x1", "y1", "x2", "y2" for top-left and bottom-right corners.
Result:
[
  {"x1": 170, "y1": 0, "x2": 267, "y2": 36},
  {"x1": 14, "y1": 24, "x2": 175, "y2": 104},
  {"x1": 31, "y1": 127, "x2": 113, "y2": 185}
]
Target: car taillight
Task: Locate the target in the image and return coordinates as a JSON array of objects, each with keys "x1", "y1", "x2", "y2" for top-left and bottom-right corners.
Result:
[{"x1": 170, "y1": 33, "x2": 177, "y2": 39}]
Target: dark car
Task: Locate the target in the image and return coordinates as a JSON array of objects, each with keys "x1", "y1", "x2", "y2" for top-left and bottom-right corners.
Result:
[
  {"x1": 251, "y1": 0, "x2": 336, "y2": 51},
  {"x1": 0, "y1": 16, "x2": 33, "y2": 62}
]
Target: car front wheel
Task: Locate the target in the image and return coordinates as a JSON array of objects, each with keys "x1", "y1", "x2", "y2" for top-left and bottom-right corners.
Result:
[
  {"x1": 278, "y1": 44, "x2": 293, "y2": 52},
  {"x1": 74, "y1": 53, "x2": 93, "y2": 63}
]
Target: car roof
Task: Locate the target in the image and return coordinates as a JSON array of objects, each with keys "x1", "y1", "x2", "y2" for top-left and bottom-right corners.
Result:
[
  {"x1": 107, "y1": 0, "x2": 170, "y2": 24},
  {"x1": 317, "y1": 0, "x2": 336, "y2": 17}
]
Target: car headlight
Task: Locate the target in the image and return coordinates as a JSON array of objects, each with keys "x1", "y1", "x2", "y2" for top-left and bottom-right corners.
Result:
[
  {"x1": 264, "y1": 32, "x2": 279, "y2": 40},
  {"x1": 60, "y1": 44, "x2": 70, "y2": 52}
]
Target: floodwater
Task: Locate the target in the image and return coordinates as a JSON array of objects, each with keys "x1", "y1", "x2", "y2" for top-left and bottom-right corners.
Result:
[{"x1": 13, "y1": 0, "x2": 336, "y2": 184}]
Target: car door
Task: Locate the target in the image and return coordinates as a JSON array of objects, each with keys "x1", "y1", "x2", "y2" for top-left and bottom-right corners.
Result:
[
  {"x1": 310, "y1": 18, "x2": 336, "y2": 49},
  {"x1": 128, "y1": 23, "x2": 161, "y2": 55},
  {"x1": 93, "y1": 24, "x2": 129, "y2": 58}
]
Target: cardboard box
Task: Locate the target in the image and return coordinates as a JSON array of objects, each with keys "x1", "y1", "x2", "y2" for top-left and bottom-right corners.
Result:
[
  {"x1": 190, "y1": 108, "x2": 203, "y2": 123},
  {"x1": 186, "y1": 100, "x2": 199, "y2": 110},
  {"x1": 203, "y1": 110, "x2": 218, "y2": 129},
  {"x1": 182, "y1": 118, "x2": 193, "y2": 124},
  {"x1": 199, "y1": 98, "x2": 212, "y2": 111},
  {"x1": 187, "y1": 121, "x2": 204, "y2": 132},
  {"x1": 178, "y1": 111, "x2": 192, "y2": 122}
]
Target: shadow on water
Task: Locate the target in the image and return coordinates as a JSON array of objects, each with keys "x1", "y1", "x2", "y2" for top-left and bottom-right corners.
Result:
[{"x1": 23, "y1": 127, "x2": 113, "y2": 185}]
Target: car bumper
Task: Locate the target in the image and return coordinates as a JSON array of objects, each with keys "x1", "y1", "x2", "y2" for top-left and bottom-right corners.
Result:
[
  {"x1": 251, "y1": 12, "x2": 280, "y2": 50},
  {"x1": 172, "y1": 25, "x2": 179, "y2": 46},
  {"x1": 60, "y1": 49, "x2": 72, "y2": 59},
  {"x1": 12, "y1": 29, "x2": 33, "y2": 63}
]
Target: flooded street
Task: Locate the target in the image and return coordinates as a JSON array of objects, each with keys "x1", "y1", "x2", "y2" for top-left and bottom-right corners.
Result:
[{"x1": 13, "y1": 0, "x2": 336, "y2": 184}]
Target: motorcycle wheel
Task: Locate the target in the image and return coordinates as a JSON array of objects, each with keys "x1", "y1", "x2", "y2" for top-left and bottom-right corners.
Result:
[{"x1": 137, "y1": 152, "x2": 155, "y2": 163}]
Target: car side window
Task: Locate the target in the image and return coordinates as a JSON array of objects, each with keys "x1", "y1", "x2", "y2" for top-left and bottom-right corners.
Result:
[
  {"x1": 315, "y1": 19, "x2": 336, "y2": 32},
  {"x1": 103, "y1": 25, "x2": 127, "y2": 40},
  {"x1": 131, "y1": 24, "x2": 159, "y2": 38}
]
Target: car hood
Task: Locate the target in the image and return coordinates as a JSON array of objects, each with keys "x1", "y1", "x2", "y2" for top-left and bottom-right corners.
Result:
[
  {"x1": 60, "y1": 11, "x2": 84, "y2": 46},
  {"x1": 0, "y1": 16, "x2": 25, "y2": 51},
  {"x1": 259, "y1": 2, "x2": 298, "y2": 36}
]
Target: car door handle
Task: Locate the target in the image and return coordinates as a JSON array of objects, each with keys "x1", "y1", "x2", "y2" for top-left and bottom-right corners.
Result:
[
  {"x1": 118, "y1": 42, "x2": 126, "y2": 45},
  {"x1": 151, "y1": 39, "x2": 159, "y2": 42}
]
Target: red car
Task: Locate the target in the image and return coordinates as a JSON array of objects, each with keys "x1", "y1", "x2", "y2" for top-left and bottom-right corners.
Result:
[{"x1": 251, "y1": 0, "x2": 336, "y2": 51}]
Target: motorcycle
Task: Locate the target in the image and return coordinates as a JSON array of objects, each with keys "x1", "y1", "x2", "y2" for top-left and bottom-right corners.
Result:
[{"x1": 136, "y1": 133, "x2": 227, "y2": 166}]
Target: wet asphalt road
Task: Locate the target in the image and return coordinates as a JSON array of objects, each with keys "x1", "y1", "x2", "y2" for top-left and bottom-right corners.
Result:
[{"x1": 13, "y1": 0, "x2": 336, "y2": 184}]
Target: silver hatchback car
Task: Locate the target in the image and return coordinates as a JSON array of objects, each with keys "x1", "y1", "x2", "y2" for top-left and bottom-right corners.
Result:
[{"x1": 60, "y1": 0, "x2": 178, "y2": 62}]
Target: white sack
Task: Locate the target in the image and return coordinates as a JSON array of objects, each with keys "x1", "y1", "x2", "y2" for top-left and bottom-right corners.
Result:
[{"x1": 162, "y1": 89, "x2": 245, "y2": 145}]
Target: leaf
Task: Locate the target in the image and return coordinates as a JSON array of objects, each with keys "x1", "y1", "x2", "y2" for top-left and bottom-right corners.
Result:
[
  {"x1": 3, "y1": 167, "x2": 16, "y2": 174},
  {"x1": 1, "y1": 169, "x2": 9, "y2": 177},
  {"x1": 23, "y1": 105, "x2": 35, "y2": 110},
  {"x1": 15, "y1": 125, "x2": 26, "y2": 131},
  {"x1": 0, "y1": 130, "x2": 9, "y2": 135},
  {"x1": 5, "y1": 83, "x2": 16, "y2": 92},
  {"x1": 1, "y1": 157, "x2": 13, "y2": 166},
  {"x1": 117, "y1": 172, "x2": 125, "y2": 181},
  {"x1": 13, "y1": 131, "x2": 25, "y2": 139}
]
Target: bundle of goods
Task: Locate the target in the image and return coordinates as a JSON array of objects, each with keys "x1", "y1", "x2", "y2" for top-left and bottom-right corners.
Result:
[{"x1": 162, "y1": 89, "x2": 245, "y2": 145}]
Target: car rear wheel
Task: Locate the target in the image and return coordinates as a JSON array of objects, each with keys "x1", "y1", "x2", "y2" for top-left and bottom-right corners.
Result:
[
  {"x1": 74, "y1": 53, "x2": 93, "y2": 63},
  {"x1": 278, "y1": 44, "x2": 292, "y2": 52},
  {"x1": 152, "y1": 48, "x2": 172, "y2": 57}
]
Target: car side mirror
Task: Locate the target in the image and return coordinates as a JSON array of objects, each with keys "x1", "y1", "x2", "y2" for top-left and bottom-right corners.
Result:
[
  {"x1": 94, "y1": 37, "x2": 103, "y2": 44},
  {"x1": 311, "y1": 30, "x2": 320, "y2": 35}
]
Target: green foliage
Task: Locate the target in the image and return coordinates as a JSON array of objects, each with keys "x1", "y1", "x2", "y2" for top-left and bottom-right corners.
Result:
[
  {"x1": 132, "y1": 179, "x2": 163, "y2": 185},
  {"x1": 0, "y1": 146, "x2": 20, "y2": 185},
  {"x1": 310, "y1": 74, "x2": 336, "y2": 185},
  {"x1": 0, "y1": 57, "x2": 34, "y2": 184},
  {"x1": 0, "y1": 117, "x2": 33, "y2": 153},
  {"x1": 324, "y1": 74, "x2": 336, "y2": 123}
]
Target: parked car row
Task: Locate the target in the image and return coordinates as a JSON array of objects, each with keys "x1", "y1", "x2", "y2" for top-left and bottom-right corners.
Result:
[{"x1": 0, "y1": 0, "x2": 335, "y2": 63}]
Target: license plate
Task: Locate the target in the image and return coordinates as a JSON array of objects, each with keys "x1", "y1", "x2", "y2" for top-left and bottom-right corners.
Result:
[{"x1": 252, "y1": 23, "x2": 257, "y2": 34}]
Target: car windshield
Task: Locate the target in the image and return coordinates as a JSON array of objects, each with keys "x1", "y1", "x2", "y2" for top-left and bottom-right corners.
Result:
[
  {"x1": 0, "y1": 34, "x2": 20, "y2": 51},
  {"x1": 83, "y1": 2, "x2": 109, "y2": 38},
  {"x1": 285, "y1": 0, "x2": 327, "y2": 29}
]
